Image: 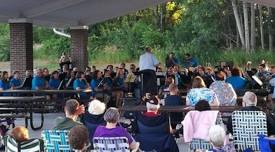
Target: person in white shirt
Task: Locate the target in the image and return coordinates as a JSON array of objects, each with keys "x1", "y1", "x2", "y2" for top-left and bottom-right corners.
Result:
[{"x1": 139, "y1": 47, "x2": 159, "y2": 96}]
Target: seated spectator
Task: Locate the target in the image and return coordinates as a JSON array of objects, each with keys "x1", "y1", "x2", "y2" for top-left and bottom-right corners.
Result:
[
  {"x1": 53, "y1": 99, "x2": 84, "y2": 130},
  {"x1": 182, "y1": 100, "x2": 219, "y2": 143},
  {"x1": 32, "y1": 69, "x2": 47, "y2": 90},
  {"x1": 10, "y1": 71, "x2": 21, "y2": 89},
  {"x1": 210, "y1": 71, "x2": 237, "y2": 106},
  {"x1": 49, "y1": 71, "x2": 61, "y2": 89},
  {"x1": 80, "y1": 99, "x2": 106, "y2": 141},
  {"x1": 144, "y1": 96, "x2": 160, "y2": 117},
  {"x1": 164, "y1": 84, "x2": 183, "y2": 130},
  {"x1": 186, "y1": 76, "x2": 219, "y2": 106},
  {"x1": 93, "y1": 108, "x2": 139, "y2": 151},
  {"x1": 69, "y1": 125, "x2": 90, "y2": 152},
  {"x1": 208, "y1": 125, "x2": 235, "y2": 152},
  {"x1": 10, "y1": 126, "x2": 29, "y2": 142},
  {"x1": 226, "y1": 92, "x2": 275, "y2": 136},
  {"x1": 226, "y1": 68, "x2": 247, "y2": 90},
  {"x1": 0, "y1": 71, "x2": 10, "y2": 96}
]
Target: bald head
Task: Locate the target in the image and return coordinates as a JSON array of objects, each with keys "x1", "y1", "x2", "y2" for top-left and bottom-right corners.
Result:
[{"x1": 242, "y1": 91, "x2": 257, "y2": 107}]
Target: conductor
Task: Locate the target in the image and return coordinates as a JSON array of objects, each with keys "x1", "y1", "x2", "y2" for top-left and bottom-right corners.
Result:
[{"x1": 139, "y1": 47, "x2": 160, "y2": 96}]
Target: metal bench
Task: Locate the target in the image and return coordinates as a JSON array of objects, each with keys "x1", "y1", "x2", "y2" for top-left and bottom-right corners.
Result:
[{"x1": 0, "y1": 96, "x2": 47, "y2": 130}]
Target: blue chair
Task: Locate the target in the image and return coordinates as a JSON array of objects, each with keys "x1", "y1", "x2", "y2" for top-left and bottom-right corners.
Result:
[
  {"x1": 258, "y1": 134, "x2": 275, "y2": 152},
  {"x1": 41, "y1": 130, "x2": 71, "y2": 152},
  {"x1": 137, "y1": 120, "x2": 169, "y2": 134},
  {"x1": 134, "y1": 133, "x2": 179, "y2": 152}
]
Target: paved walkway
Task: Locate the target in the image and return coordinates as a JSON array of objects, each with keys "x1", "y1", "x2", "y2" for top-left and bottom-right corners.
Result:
[{"x1": 13, "y1": 113, "x2": 189, "y2": 151}]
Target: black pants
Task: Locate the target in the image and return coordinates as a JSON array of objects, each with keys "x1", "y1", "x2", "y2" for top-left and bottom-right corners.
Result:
[{"x1": 141, "y1": 69, "x2": 157, "y2": 96}]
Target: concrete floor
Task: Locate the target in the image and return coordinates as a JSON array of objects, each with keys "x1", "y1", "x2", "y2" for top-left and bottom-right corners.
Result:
[{"x1": 13, "y1": 113, "x2": 190, "y2": 152}]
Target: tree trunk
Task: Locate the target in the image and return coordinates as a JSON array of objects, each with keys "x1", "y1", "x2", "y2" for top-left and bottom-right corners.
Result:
[
  {"x1": 268, "y1": 7, "x2": 273, "y2": 51},
  {"x1": 232, "y1": 0, "x2": 245, "y2": 49},
  {"x1": 259, "y1": 5, "x2": 265, "y2": 49},
  {"x1": 251, "y1": 3, "x2": 256, "y2": 51},
  {"x1": 243, "y1": 1, "x2": 250, "y2": 52}
]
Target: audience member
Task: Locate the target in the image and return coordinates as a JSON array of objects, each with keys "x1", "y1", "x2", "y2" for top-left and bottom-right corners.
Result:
[
  {"x1": 186, "y1": 76, "x2": 219, "y2": 106},
  {"x1": 93, "y1": 108, "x2": 140, "y2": 151},
  {"x1": 208, "y1": 125, "x2": 235, "y2": 152},
  {"x1": 210, "y1": 71, "x2": 237, "y2": 106},
  {"x1": 165, "y1": 84, "x2": 183, "y2": 130},
  {"x1": 10, "y1": 126, "x2": 29, "y2": 142},
  {"x1": 269, "y1": 65, "x2": 275, "y2": 102},
  {"x1": 69, "y1": 125, "x2": 90, "y2": 152},
  {"x1": 53, "y1": 99, "x2": 84, "y2": 130},
  {"x1": 226, "y1": 91, "x2": 275, "y2": 136}
]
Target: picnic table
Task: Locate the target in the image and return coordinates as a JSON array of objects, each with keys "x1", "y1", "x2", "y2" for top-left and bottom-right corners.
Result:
[{"x1": 0, "y1": 96, "x2": 47, "y2": 130}]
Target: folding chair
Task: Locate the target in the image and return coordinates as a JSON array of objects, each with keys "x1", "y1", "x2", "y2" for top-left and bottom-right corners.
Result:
[
  {"x1": 3, "y1": 135, "x2": 44, "y2": 152},
  {"x1": 41, "y1": 130, "x2": 71, "y2": 152},
  {"x1": 93, "y1": 137, "x2": 130, "y2": 152},
  {"x1": 232, "y1": 111, "x2": 267, "y2": 151}
]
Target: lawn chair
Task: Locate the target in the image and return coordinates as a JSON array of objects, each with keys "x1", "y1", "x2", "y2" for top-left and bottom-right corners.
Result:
[
  {"x1": 3, "y1": 135, "x2": 44, "y2": 152},
  {"x1": 41, "y1": 130, "x2": 71, "y2": 152},
  {"x1": 232, "y1": 111, "x2": 267, "y2": 151},
  {"x1": 93, "y1": 137, "x2": 130, "y2": 152}
]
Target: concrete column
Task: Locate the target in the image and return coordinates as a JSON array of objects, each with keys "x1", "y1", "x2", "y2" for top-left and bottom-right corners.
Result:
[
  {"x1": 70, "y1": 26, "x2": 88, "y2": 71},
  {"x1": 9, "y1": 19, "x2": 33, "y2": 79}
]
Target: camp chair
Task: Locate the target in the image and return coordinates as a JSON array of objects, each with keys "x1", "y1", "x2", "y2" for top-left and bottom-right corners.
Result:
[
  {"x1": 41, "y1": 130, "x2": 71, "y2": 152},
  {"x1": 3, "y1": 135, "x2": 44, "y2": 152},
  {"x1": 93, "y1": 137, "x2": 130, "y2": 152},
  {"x1": 232, "y1": 111, "x2": 267, "y2": 151}
]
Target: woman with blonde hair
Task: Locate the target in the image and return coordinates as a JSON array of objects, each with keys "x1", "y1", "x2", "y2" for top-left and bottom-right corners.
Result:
[{"x1": 186, "y1": 76, "x2": 219, "y2": 106}]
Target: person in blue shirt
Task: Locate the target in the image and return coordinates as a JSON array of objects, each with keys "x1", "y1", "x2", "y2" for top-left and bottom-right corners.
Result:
[
  {"x1": 184, "y1": 53, "x2": 198, "y2": 68},
  {"x1": 90, "y1": 70, "x2": 103, "y2": 98},
  {"x1": 49, "y1": 71, "x2": 61, "y2": 89},
  {"x1": 0, "y1": 71, "x2": 11, "y2": 96},
  {"x1": 225, "y1": 67, "x2": 247, "y2": 91},
  {"x1": 10, "y1": 71, "x2": 21, "y2": 89},
  {"x1": 73, "y1": 72, "x2": 90, "y2": 100},
  {"x1": 32, "y1": 69, "x2": 47, "y2": 90}
]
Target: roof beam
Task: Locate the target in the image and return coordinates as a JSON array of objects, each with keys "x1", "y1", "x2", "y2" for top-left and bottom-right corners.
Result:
[{"x1": 23, "y1": 0, "x2": 87, "y2": 18}]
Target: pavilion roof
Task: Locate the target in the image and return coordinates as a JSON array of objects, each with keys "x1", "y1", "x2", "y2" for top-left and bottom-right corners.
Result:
[{"x1": 0, "y1": 0, "x2": 168, "y2": 28}]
